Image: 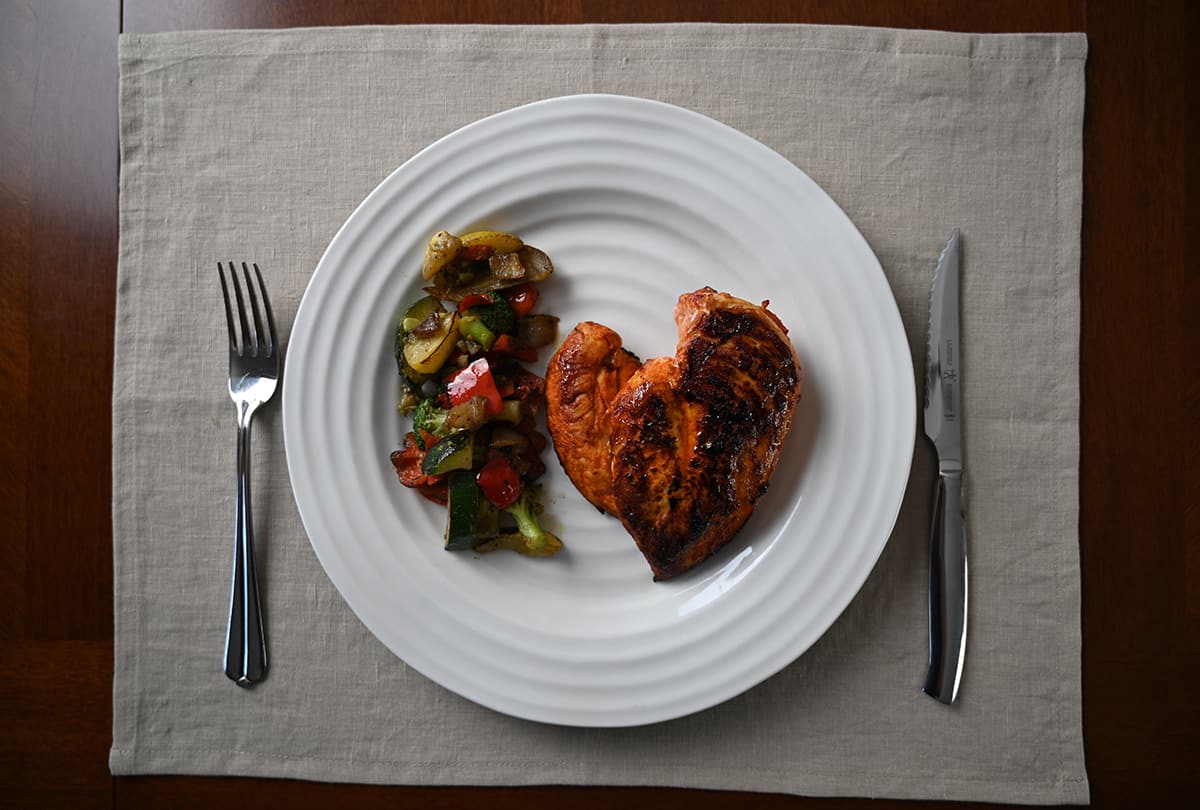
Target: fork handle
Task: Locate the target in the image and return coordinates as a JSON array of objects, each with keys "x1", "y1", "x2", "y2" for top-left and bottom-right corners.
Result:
[{"x1": 224, "y1": 405, "x2": 267, "y2": 686}]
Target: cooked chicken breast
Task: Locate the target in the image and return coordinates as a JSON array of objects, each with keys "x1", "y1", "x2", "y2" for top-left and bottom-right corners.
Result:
[
  {"x1": 545, "y1": 321, "x2": 642, "y2": 514},
  {"x1": 610, "y1": 288, "x2": 801, "y2": 580}
]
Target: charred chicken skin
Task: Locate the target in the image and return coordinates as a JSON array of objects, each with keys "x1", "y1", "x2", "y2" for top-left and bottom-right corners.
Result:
[{"x1": 548, "y1": 289, "x2": 801, "y2": 580}]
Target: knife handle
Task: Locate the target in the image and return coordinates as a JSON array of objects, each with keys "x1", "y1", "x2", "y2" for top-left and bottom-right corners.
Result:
[{"x1": 924, "y1": 471, "x2": 968, "y2": 704}]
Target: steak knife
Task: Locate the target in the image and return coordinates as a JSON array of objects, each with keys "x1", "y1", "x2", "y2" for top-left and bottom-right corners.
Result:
[{"x1": 923, "y1": 228, "x2": 968, "y2": 704}]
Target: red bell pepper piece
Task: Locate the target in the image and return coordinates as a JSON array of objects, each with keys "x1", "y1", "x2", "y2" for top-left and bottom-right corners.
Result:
[
  {"x1": 489, "y1": 333, "x2": 537, "y2": 363},
  {"x1": 389, "y1": 434, "x2": 446, "y2": 493},
  {"x1": 476, "y1": 455, "x2": 522, "y2": 509},
  {"x1": 416, "y1": 480, "x2": 448, "y2": 506},
  {"x1": 457, "y1": 292, "x2": 496, "y2": 313},
  {"x1": 503, "y1": 283, "x2": 538, "y2": 317},
  {"x1": 460, "y1": 243, "x2": 494, "y2": 262},
  {"x1": 444, "y1": 357, "x2": 503, "y2": 416}
]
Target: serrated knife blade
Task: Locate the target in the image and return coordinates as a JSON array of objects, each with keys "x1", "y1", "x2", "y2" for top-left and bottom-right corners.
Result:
[{"x1": 923, "y1": 228, "x2": 968, "y2": 704}]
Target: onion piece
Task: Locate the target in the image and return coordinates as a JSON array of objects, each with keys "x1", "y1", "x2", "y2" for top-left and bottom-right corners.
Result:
[
  {"x1": 517, "y1": 314, "x2": 559, "y2": 349},
  {"x1": 444, "y1": 396, "x2": 488, "y2": 432},
  {"x1": 426, "y1": 246, "x2": 555, "y2": 301}
]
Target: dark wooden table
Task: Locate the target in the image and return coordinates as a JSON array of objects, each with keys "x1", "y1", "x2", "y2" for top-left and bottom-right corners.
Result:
[{"x1": 1, "y1": 1, "x2": 1192, "y2": 808}]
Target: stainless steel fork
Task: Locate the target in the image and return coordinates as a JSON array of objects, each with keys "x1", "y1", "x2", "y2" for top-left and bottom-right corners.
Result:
[{"x1": 218, "y1": 262, "x2": 279, "y2": 687}]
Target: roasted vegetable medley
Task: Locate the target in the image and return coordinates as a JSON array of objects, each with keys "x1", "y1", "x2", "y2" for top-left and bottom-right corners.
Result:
[{"x1": 389, "y1": 230, "x2": 562, "y2": 557}]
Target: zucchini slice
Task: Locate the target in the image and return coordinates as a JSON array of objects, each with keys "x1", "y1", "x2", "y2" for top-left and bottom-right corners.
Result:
[
  {"x1": 394, "y1": 296, "x2": 445, "y2": 384},
  {"x1": 403, "y1": 310, "x2": 460, "y2": 376},
  {"x1": 420, "y1": 431, "x2": 474, "y2": 476},
  {"x1": 402, "y1": 294, "x2": 444, "y2": 327},
  {"x1": 444, "y1": 471, "x2": 480, "y2": 551}
]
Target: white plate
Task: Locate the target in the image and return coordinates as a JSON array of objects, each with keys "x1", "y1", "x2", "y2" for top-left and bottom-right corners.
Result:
[{"x1": 284, "y1": 94, "x2": 914, "y2": 727}]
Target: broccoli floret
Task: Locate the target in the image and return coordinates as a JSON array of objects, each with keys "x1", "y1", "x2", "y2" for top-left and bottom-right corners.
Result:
[
  {"x1": 502, "y1": 489, "x2": 562, "y2": 555},
  {"x1": 469, "y1": 294, "x2": 516, "y2": 335},
  {"x1": 457, "y1": 294, "x2": 518, "y2": 352},
  {"x1": 411, "y1": 397, "x2": 451, "y2": 449}
]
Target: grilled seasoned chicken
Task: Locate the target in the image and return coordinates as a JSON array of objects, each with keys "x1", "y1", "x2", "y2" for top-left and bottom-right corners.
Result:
[
  {"x1": 545, "y1": 321, "x2": 642, "y2": 514},
  {"x1": 610, "y1": 289, "x2": 801, "y2": 579}
]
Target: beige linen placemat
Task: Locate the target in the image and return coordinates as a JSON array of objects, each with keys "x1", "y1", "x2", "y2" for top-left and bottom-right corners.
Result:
[{"x1": 111, "y1": 24, "x2": 1088, "y2": 803}]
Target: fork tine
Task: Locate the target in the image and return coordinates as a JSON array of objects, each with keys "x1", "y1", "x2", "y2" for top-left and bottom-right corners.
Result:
[
  {"x1": 251, "y1": 263, "x2": 277, "y2": 357},
  {"x1": 241, "y1": 262, "x2": 265, "y2": 358},
  {"x1": 228, "y1": 260, "x2": 253, "y2": 357},
  {"x1": 218, "y1": 263, "x2": 238, "y2": 351}
]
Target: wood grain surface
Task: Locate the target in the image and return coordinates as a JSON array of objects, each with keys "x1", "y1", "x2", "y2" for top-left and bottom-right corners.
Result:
[{"x1": 1, "y1": 1, "x2": 1193, "y2": 807}]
